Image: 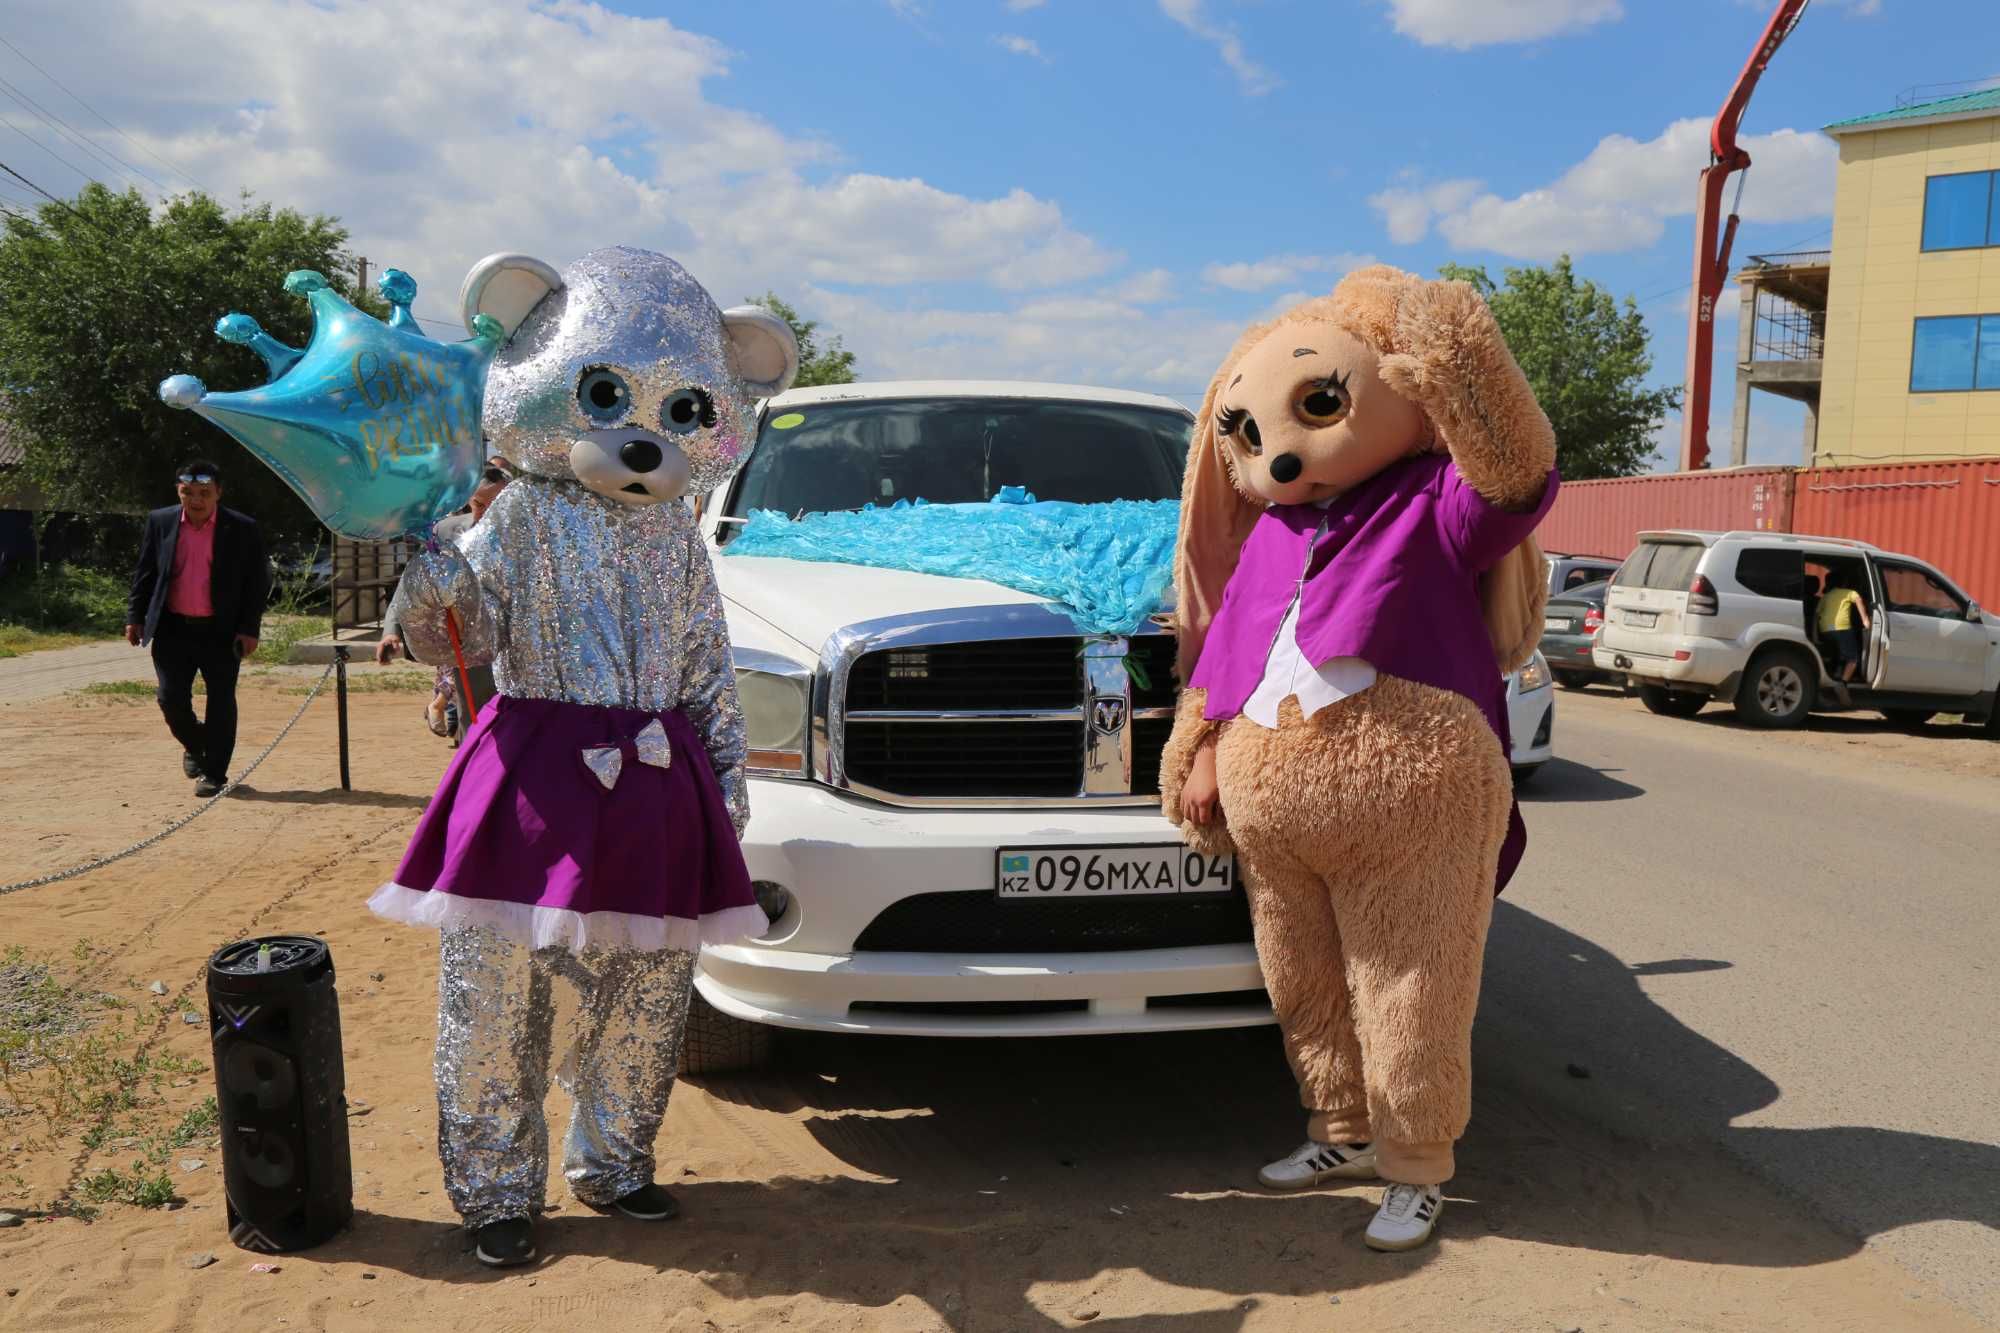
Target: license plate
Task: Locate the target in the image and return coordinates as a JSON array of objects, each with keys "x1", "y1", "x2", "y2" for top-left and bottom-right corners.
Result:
[
  {"x1": 996, "y1": 845, "x2": 1236, "y2": 899},
  {"x1": 1544, "y1": 616, "x2": 1570, "y2": 632},
  {"x1": 1624, "y1": 609, "x2": 1659, "y2": 628}
]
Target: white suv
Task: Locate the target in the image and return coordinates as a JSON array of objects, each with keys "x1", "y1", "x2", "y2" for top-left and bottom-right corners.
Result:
[
  {"x1": 686, "y1": 380, "x2": 1556, "y2": 1069},
  {"x1": 1593, "y1": 529, "x2": 2000, "y2": 731}
]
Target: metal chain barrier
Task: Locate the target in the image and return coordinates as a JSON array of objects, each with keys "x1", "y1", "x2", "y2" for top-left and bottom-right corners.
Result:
[{"x1": 0, "y1": 658, "x2": 340, "y2": 896}]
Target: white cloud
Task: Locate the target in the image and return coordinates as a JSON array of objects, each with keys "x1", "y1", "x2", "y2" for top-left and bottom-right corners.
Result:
[
  {"x1": 1373, "y1": 118, "x2": 1836, "y2": 258},
  {"x1": 1105, "y1": 269, "x2": 1176, "y2": 304},
  {"x1": 887, "y1": 0, "x2": 924, "y2": 17},
  {"x1": 0, "y1": 0, "x2": 1123, "y2": 317},
  {"x1": 994, "y1": 34, "x2": 1050, "y2": 62},
  {"x1": 1382, "y1": 0, "x2": 1623, "y2": 49},
  {"x1": 1157, "y1": 0, "x2": 1279, "y2": 95},
  {"x1": 1369, "y1": 178, "x2": 1480, "y2": 244},
  {"x1": 800, "y1": 283, "x2": 1241, "y2": 402},
  {"x1": 1, "y1": 0, "x2": 1264, "y2": 400},
  {"x1": 1201, "y1": 252, "x2": 1375, "y2": 292}
]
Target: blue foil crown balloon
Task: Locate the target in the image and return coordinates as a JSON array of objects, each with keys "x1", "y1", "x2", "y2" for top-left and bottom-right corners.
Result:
[{"x1": 159, "y1": 268, "x2": 504, "y2": 541}]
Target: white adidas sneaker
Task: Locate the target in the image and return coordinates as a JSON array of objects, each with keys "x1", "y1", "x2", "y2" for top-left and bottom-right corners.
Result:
[
  {"x1": 1364, "y1": 1182, "x2": 1444, "y2": 1251},
  {"x1": 1257, "y1": 1140, "x2": 1379, "y2": 1191}
]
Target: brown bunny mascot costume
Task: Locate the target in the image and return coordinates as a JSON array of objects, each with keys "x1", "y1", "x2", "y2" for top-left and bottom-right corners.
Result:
[{"x1": 1160, "y1": 265, "x2": 1557, "y2": 1251}]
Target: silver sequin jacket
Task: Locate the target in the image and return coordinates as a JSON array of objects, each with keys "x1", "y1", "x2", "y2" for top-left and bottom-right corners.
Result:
[{"x1": 389, "y1": 475, "x2": 749, "y2": 832}]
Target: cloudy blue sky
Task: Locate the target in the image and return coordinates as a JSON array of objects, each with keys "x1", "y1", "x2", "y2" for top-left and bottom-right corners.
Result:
[{"x1": 2, "y1": 0, "x2": 1992, "y2": 467}]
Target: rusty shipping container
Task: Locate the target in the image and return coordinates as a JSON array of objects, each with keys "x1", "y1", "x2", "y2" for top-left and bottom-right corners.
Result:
[
  {"x1": 1791, "y1": 457, "x2": 2000, "y2": 610},
  {"x1": 1536, "y1": 467, "x2": 1796, "y2": 563}
]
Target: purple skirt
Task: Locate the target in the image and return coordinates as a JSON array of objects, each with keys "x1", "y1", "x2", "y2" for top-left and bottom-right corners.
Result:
[{"x1": 369, "y1": 695, "x2": 765, "y2": 954}]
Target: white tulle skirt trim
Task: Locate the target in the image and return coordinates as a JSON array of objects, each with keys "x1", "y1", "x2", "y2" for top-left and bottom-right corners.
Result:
[{"x1": 367, "y1": 882, "x2": 768, "y2": 955}]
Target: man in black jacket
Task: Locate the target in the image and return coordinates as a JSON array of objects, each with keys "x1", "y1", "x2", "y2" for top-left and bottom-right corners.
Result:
[{"x1": 125, "y1": 459, "x2": 272, "y2": 797}]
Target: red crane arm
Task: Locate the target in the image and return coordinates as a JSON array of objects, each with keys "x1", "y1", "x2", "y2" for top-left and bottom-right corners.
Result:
[{"x1": 1681, "y1": 0, "x2": 1810, "y2": 471}]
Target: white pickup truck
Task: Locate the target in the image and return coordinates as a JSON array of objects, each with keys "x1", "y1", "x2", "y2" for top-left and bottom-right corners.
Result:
[{"x1": 685, "y1": 380, "x2": 1556, "y2": 1069}]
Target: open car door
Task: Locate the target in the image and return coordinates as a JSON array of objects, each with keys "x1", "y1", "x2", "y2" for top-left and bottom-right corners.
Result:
[{"x1": 1866, "y1": 557, "x2": 1891, "y2": 691}]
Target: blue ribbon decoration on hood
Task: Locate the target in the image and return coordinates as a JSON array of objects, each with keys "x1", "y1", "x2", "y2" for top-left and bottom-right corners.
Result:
[{"x1": 723, "y1": 497, "x2": 1180, "y2": 638}]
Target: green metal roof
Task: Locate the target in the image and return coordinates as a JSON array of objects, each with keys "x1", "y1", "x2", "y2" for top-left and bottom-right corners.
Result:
[{"x1": 1825, "y1": 86, "x2": 2000, "y2": 133}]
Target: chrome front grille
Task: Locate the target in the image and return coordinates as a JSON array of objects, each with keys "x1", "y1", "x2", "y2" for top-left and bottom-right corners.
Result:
[{"x1": 817, "y1": 605, "x2": 1177, "y2": 807}]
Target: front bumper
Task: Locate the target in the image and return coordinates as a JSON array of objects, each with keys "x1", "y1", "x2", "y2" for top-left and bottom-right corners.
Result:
[
  {"x1": 698, "y1": 777, "x2": 1271, "y2": 1036},
  {"x1": 1507, "y1": 686, "x2": 1554, "y2": 768}
]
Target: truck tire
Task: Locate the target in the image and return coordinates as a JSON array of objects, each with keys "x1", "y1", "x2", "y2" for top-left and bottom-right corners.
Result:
[
  {"x1": 1638, "y1": 682, "x2": 1705, "y2": 718},
  {"x1": 1555, "y1": 671, "x2": 1590, "y2": 691},
  {"x1": 679, "y1": 987, "x2": 773, "y2": 1075},
  {"x1": 1733, "y1": 648, "x2": 1816, "y2": 729}
]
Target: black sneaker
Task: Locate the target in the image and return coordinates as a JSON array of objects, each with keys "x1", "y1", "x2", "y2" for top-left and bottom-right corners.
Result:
[
  {"x1": 472, "y1": 1216, "x2": 537, "y2": 1267},
  {"x1": 194, "y1": 777, "x2": 225, "y2": 798},
  {"x1": 182, "y1": 750, "x2": 202, "y2": 779},
  {"x1": 611, "y1": 1183, "x2": 679, "y2": 1221}
]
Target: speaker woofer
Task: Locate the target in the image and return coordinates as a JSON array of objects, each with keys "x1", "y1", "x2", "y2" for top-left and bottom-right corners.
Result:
[{"x1": 222, "y1": 1041, "x2": 298, "y2": 1111}]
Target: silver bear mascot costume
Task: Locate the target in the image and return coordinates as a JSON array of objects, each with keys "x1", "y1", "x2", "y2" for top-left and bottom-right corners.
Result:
[{"x1": 375, "y1": 248, "x2": 798, "y2": 1266}]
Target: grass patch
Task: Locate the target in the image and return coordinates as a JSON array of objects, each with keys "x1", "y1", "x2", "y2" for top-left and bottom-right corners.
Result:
[
  {"x1": 284, "y1": 668, "x2": 432, "y2": 695},
  {"x1": 0, "y1": 625, "x2": 97, "y2": 658},
  {"x1": 73, "y1": 678, "x2": 167, "y2": 702},
  {"x1": 1, "y1": 946, "x2": 214, "y2": 1213},
  {"x1": 0, "y1": 564, "x2": 127, "y2": 656},
  {"x1": 162, "y1": 1095, "x2": 219, "y2": 1150},
  {"x1": 78, "y1": 1164, "x2": 176, "y2": 1208},
  {"x1": 252, "y1": 613, "x2": 331, "y2": 665}
]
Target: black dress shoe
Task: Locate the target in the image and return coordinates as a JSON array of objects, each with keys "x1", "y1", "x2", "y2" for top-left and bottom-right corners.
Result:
[
  {"x1": 194, "y1": 777, "x2": 225, "y2": 798},
  {"x1": 611, "y1": 1182, "x2": 679, "y2": 1221},
  {"x1": 473, "y1": 1216, "x2": 537, "y2": 1267},
  {"x1": 182, "y1": 750, "x2": 202, "y2": 779}
]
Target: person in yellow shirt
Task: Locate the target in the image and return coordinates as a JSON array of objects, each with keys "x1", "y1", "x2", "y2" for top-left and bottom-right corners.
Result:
[{"x1": 1816, "y1": 569, "x2": 1872, "y2": 707}]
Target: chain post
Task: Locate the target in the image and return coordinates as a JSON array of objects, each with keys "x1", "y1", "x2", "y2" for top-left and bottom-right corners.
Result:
[{"x1": 335, "y1": 646, "x2": 351, "y2": 791}]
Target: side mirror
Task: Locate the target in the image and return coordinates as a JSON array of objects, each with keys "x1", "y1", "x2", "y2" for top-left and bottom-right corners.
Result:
[{"x1": 1967, "y1": 601, "x2": 1983, "y2": 622}]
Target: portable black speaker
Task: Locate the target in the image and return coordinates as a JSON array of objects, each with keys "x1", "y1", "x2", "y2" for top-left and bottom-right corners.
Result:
[{"x1": 206, "y1": 935, "x2": 353, "y2": 1252}]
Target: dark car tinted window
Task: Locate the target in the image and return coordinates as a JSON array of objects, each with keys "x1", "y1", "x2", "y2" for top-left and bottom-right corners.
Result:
[
  {"x1": 1735, "y1": 547, "x2": 1805, "y2": 599},
  {"x1": 1548, "y1": 580, "x2": 1608, "y2": 609},
  {"x1": 1614, "y1": 540, "x2": 1704, "y2": 591},
  {"x1": 729, "y1": 397, "x2": 1193, "y2": 520}
]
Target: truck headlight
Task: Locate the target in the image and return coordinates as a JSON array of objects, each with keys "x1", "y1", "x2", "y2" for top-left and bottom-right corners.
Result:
[
  {"x1": 1516, "y1": 651, "x2": 1550, "y2": 693},
  {"x1": 733, "y1": 648, "x2": 812, "y2": 778}
]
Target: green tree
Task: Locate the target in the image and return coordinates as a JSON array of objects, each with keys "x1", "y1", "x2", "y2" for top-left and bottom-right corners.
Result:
[
  {"x1": 746, "y1": 292, "x2": 858, "y2": 388},
  {"x1": 0, "y1": 185, "x2": 380, "y2": 549},
  {"x1": 1437, "y1": 256, "x2": 1679, "y2": 480}
]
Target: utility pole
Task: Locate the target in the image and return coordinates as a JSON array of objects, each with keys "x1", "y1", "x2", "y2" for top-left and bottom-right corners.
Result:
[{"x1": 356, "y1": 255, "x2": 369, "y2": 295}]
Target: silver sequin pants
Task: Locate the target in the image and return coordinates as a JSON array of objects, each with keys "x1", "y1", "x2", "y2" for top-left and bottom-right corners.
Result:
[{"x1": 434, "y1": 924, "x2": 695, "y2": 1229}]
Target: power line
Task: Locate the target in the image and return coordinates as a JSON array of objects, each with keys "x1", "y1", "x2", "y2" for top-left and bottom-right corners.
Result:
[
  {"x1": 0, "y1": 34, "x2": 206, "y2": 193},
  {"x1": 1, "y1": 114, "x2": 103, "y2": 189},
  {"x1": 0, "y1": 70, "x2": 167, "y2": 191},
  {"x1": 0, "y1": 156, "x2": 76, "y2": 209}
]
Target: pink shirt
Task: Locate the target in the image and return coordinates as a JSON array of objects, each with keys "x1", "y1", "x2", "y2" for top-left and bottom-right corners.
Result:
[{"x1": 167, "y1": 510, "x2": 216, "y2": 617}]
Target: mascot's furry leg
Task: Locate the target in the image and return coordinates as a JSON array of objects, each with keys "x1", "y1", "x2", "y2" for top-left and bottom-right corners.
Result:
[
  {"x1": 1229, "y1": 831, "x2": 1372, "y2": 1149},
  {"x1": 1215, "y1": 683, "x2": 1511, "y2": 1187}
]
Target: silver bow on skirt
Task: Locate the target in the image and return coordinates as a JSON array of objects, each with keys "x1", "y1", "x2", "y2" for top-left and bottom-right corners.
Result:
[{"x1": 580, "y1": 718, "x2": 673, "y2": 791}]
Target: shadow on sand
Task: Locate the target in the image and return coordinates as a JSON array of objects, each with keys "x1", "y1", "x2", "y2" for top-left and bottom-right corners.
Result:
[{"x1": 325, "y1": 902, "x2": 1996, "y2": 1329}]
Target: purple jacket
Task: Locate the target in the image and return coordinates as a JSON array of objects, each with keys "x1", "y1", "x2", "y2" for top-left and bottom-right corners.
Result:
[{"x1": 1189, "y1": 453, "x2": 1558, "y2": 891}]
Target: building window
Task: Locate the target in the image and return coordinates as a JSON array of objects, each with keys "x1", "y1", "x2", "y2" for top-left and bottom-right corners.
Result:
[
  {"x1": 1920, "y1": 171, "x2": 1999, "y2": 252},
  {"x1": 1910, "y1": 314, "x2": 2000, "y2": 391}
]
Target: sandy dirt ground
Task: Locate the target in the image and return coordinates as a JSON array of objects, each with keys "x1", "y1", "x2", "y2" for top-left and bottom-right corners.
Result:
[{"x1": 0, "y1": 675, "x2": 1989, "y2": 1332}]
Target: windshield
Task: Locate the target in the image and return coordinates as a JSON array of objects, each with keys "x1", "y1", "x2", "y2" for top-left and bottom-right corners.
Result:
[{"x1": 723, "y1": 396, "x2": 1193, "y2": 525}]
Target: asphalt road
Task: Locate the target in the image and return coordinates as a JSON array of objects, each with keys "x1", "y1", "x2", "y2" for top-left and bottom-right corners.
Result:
[{"x1": 1488, "y1": 686, "x2": 2000, "y2": 1324}]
